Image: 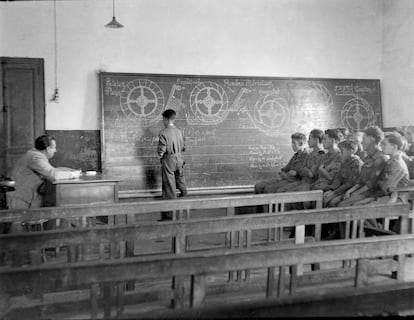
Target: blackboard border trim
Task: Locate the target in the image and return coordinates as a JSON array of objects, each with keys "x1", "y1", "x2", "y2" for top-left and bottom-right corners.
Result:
[{"x1": 98, "y1": 71, "x2": 381, "y2": 82}]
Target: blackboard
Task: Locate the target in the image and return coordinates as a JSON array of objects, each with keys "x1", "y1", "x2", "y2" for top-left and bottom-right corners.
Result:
[
  {"x1": 47, "y1": 130, "x2": 101, "y2": 172},
  {"x1": 99, "y1": 72, "x2": 382, "y2": 193}
]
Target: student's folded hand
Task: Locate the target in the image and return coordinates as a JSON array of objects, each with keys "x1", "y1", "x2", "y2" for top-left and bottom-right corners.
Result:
[
  {"x1": 287, "y1": 170, "x2": 297, "y2": 176},
  {"x1": 300, "y1": 168, "x2": 312, "y2": 177},
  {"x1": 343, "y1": 191, "x2": 352, "y2": 199}
]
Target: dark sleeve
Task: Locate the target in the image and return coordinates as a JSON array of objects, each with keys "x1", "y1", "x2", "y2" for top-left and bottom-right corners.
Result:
[
  {"x1": 366, "y1": 155, "x2": 388, "y2": 190},
  {"x1": 325, "y1": 153, "x2": 342, "y2": 180},
  {"x1": 281, "y1": 153, "x2": 297, "y2": 172},
  {"x1": 348, "y1": 158, "x2": 363, "y2": 185},
  {"x1": 182, "y1": 131, "x2": 186, "y2": 152},
  {"x1": 329, "y1": 175, "x2": 342, "y2": 191},
  {"x1": 157, "y1": 132, "x2": 167, "y2": 158},
  {"x1": 332, "y1": 159, "x2": 361, "y2": 195}
]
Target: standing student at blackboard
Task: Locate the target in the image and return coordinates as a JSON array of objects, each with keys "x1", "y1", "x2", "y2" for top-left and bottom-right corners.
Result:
[{"x1": 157, "y1": 109, "x2": 187, "y2": 221}]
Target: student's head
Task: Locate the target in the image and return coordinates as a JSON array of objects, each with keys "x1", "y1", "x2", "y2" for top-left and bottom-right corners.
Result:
[
  {"x1": 35, "y1": 135, "x2": 57, "y2": 159},
  {"x1": 337, "y1": 127, "x2": 350, "y2": 141},
  {"x1": 352, "y1": 131, "x2": 364, "y2": 144},
  {"x1": 290, "y1": 132, "x2": 307, "y2": 152},
  {"x1": 162, "y1": 109, "x2": 176, "y2": 127},
  {"x1": 362, "y1": 126, "x2": 384, "y2": 149},
  {"x1": 380, "y1": 133, "x2": 404, "y2": 156},
  {"x1": 308, "y1": 129, "x2": 324, "y2": 148},
  {"x1": 322, "y1": 129, "x2": 341, "y2": 149},
  {"x1": 338, "y1": 140, "x2": 357, "y2": 161}
]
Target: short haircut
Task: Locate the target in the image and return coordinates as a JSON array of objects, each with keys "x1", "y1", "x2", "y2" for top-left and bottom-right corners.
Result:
[
  {"x1": 162, "y1": 109, "x2": 176, "y2": 120},
  {"x1": 384, "y1": 133, "x2": 404, "y2": 151},
  {"x1": 309, "y1": 129, "x2": 324, "y2": 143},
  {"x1": 291, "y1": 132, "x2": 307, "y2": 144},
  {"x1": 364, "y1": 126, "x2": 384, "y2": 144},
  {"x1": 35, "y1": 135, "x2": 55, "y2": 151},
  {"x1": 338, "y1": 140, "x2": 357, "y2": 154},
  {"x1": 324, "y1": 129, "x2": 341, "y2": 142}
]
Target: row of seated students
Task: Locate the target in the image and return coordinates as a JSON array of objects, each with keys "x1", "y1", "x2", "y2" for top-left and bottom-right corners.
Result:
[{"x1": 254, "y1": 126, "x2": 413, "y2": 238}]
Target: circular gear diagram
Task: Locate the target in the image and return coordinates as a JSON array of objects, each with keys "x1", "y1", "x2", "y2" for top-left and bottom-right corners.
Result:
[
  {"x1": 253, "y1": 95, "x2": 290, "y2": 135},
  {"x1": 341, "y1": 97, "x2": 375, "y2": 132},
  {"x1": 189, "y1": 82, "x2": 229, "y2": 124},
  {"x1": 119, "y1": 79, "x2": 165, "y2": 125}
]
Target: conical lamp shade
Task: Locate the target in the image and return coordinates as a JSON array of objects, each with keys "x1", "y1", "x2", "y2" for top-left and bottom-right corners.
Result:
[{"x1": 105, "y1": 16, "x2": 124, "y2": 28}]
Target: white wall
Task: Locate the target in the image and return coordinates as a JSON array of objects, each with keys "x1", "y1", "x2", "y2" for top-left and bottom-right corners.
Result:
[
  {"x1": 382, "y1": 0, "x2": 414, "y2": 127},
  {"x1": 1, "y1": 0, "x2": 383, "y2": 130}
]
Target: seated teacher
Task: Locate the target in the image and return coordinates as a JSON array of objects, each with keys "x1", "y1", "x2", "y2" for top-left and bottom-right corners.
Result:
[{"x1": 7, "y1": 134, "x2": 79, "y2": 212}]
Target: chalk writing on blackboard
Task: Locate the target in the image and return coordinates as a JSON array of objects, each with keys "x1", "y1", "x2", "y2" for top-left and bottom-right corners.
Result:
[
  {"x1": 248, "y1": 145, "x2": 284, "y2": 170},
  {"x1": 104, "y1": 77, "x2": 127, "y2": 97}
]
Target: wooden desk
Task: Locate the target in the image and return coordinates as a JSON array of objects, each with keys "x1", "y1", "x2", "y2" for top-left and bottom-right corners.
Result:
[{"x1": 44, "y1": 174, "x2": 120, "y2": 207}]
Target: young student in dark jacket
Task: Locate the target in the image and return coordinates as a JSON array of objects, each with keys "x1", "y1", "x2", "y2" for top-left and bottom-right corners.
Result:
[
  {"x1": 337, "y1": 126, "x2": 389, "y2": 207},
  {"x1": 254, "y1": 132, "x2": 308, "y2": 194},
  {"x1": 355, "y1": 133, "x2": 410, "y2": 206},
  {"x1": 277, "y1": 129, "x2": 326, "y2": 194},
  {"x1": 323, "y1": 140, "x2": 364, "y2": 207},
  {"x1": 309, "y1": 129, "x2": 343, "y2": 192}
]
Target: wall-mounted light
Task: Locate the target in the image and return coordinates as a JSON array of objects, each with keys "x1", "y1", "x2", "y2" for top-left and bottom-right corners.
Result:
[{"x1": 105, "y1": 0, "x2": 123, "y2": 28}]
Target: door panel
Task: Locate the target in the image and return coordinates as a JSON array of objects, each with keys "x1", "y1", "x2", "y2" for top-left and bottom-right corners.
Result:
[
  {"x1": 0, "y1": 58, "x2": 45, "y2": 175},
  {"x1": 5, "y1": 67, "x2": 36, "y2": 149}
]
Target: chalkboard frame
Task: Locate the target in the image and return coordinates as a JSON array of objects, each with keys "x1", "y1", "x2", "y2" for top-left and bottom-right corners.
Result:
[{"x1": 99, "y1": 72, "x2": 382, "y2": 195}]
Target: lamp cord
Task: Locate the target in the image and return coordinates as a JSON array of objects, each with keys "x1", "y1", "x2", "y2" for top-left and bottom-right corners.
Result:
[
  {"x1": 53, "y1": 0, "x2": 58, "y2": 91},
  {"x1": 113, "y1": 0, "x2": 115, "y2": 17}
]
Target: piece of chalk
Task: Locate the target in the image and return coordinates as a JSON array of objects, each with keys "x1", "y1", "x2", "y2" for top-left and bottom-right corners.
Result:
[{"x1": 86, "y1": 171, "x2": 97, "y2": 176}]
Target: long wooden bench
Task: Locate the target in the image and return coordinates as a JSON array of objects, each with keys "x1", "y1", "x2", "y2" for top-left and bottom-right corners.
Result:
[
  {"x1": 0, "y1": 203, "x2": 409, "y2": 260},
  {"x1": 0, "y1": 190, "x2": 324, "y2": 224},
  {"x1": 0, "y1": 202, "x2": 410, "y2": 318},
  {"x1": 0, "y1": 190, "x2": 323, "y2": 265},
  {"x1": 2, "y1": 233, "x2": 414, "y2": 319}
]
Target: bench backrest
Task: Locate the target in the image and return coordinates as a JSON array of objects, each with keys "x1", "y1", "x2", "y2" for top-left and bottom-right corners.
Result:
[
  {"x1": 1, "y1": 202, "x2": 409, "y2": 258},
  {"x1": 2, "y1": 233, "x2": 414, "y2": 318},
  {"x1": 0, "y1": 190, "x2": 323, "y2": 223}
]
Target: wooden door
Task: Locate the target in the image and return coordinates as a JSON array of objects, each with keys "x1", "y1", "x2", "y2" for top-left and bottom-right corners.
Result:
[{"x1": 0, "y1": 57, "x2": 45, "y2": 175}]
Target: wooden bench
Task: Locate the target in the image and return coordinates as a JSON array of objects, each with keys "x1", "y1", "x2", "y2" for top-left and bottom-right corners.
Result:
[
  {"x1": 2, "y1": 233, "x2": 414, "y2": 319},
  {"x1": 0, "y1": 202, "x2": 410, "y2": 318},
  {"x1": 0, "y1": 203, "x2": 409, "y2": 260},
  {"x1": 0, "y1": 190, "x2": 323, "y2": 263},
  {"x1": 389, "y1": 183, "x2": 414, "y2": 232},
  {"x1": 0, "y1": 190, "x2": 324, "y2": 223}
]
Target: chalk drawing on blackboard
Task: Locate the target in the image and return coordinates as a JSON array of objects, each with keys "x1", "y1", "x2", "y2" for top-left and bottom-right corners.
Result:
[
  {"x1": 251, "y1": 95, "x2": 290, "y2": 136},
  {"x1": 165, "y1": 84, "x2": 185, "y2": 113},
  {"x1": 230, "y1": 87, "x2": 250, "y2": 112},
  {"x1": 119, "y1": 79, "x2": 165, "y2": 126},
  {"x1": 310, "y1": 82, "x2": 333, "y2": 108},
  {"x1": 341, "y1": 96, "x2": 376, "y2": 132},
  {"x1": 189, "y1": 81, "x2": 229, "y2": 125}
]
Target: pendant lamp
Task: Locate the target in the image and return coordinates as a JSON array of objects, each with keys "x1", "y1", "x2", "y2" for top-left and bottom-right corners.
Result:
[{"x1": 105, "y1": 0, "x2": 124, "y2": 28}]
